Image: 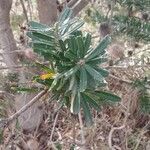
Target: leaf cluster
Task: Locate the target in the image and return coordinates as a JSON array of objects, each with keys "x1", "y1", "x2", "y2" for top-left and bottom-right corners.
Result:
[
  {"x1": 84, "y1": 5, "x2": 150, "y2": 42},
  {"x1": 27, "y1": 8, "x2": 121, "y2": 125}
]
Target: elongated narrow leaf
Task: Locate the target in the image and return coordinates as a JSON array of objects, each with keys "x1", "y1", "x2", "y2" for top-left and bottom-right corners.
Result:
[
  {"x1": 82, "y1": 93, "x2": 100, "y2": 111},
  {"x1": 32, "y1": 43, "x2": 56, "y2": 57},
  {"x1": 28, "y1": 21, "x2": 50, "y2": 30},
  {"x1": 27, "y1": 31, "x2": 55, "y2": 42},
  {"x1": 71, "y1": 91, "x2": 81, "y2": 114},
  {"x1": 93, "y1": 91, "x2": 121, "y2": 102},
  {"x1": 64, "y1": 51, "x2": 77, "y2": 60},
  {"x1": 77, "y1": 36, "x2": 85, "y2": 58},
  {"x1": 87, "y1": 57, "x2": 107, "y2": 65},
  {"x1": 81, "y1": 95, "x2": 93, "y2": 126},
  {"x1": 85, "y1": 64, "x2": 104, "y2": 82},
  {"x1": 94, "y1": 67, "x2": 109, "y2": 77},
  {"x1": 58, "y1": 7, "x2": 72, "y2": 24},
  {"x1": 64, "y1": 66, "x2": 79, "y2": 78},
  {"x1": 67, "y1": 37, "x2": 78, "y2": 55},
  {"x1": 59, "y1": 40, "x2": 67, "y2": 52},
  {"x1": 79, "y1": 67, "x2": 87, "y2": 92},
  {"x1": 85, "y1": 36, "x2": 111, "y2": 60},
  {"x1": 50, "y1": 73, "x2": 65, "y2": 89},
  {"x1": 66, "y1": 20, "x2": 84, "y2": 36},
  {"x1": 35, "y1": 62, "x2": 54, "y2": 73},
  {"x1": 32, "y1": 41, "x2": 55, "y2": 49},
  {"x1": 68, "y1": 75, "x2": 76, "y2": 91},
  {"x1": 84, "y1": 33, "x2": 91, "y2": 53},
  {"x1": 60, "y1": 21, "x2": 73, "y2": 36}
]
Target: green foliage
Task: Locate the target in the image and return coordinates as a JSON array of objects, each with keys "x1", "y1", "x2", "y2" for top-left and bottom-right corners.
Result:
[
  {"x1": 84, "y1": 5, "x2": 150, "y2": 42},
  {"x1": 117, "y1": 0, "x2": 150, "y2": 11},
  {"x1": 27, "y1": 8, "x2": 121, "y2": 126},
  {"x1": 113, "y1": 15, "x2": 150, "y2": 42}
]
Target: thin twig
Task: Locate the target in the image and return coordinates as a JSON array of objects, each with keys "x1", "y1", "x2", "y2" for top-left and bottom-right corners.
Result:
[
  {"x1": 20, "y1": 0, "x2": 29, "y2": 23},
  {"x1": 109, "y1": 74, "x2": 132, "y2": 84},
  {"x1": 78, "y1": 111, "x2": 86, "y2": 149},
  {"x1": 49, "y1": 111, "x2": 60, "y2": 142},
  {"x1": 27, "y1": 0, "x2": 33, "y2": 20},
  {"x1": 0, "y1": 65, "x2": 27, "y2": 70},
  {"x1": 67, "y1": 0, "x2": 78, "y2": 7},
  {"x1": 134, "y1": 121, "x2": 150, "y2": 150},
  {"x1": 108, "y1": 125, "x2": 125, "y2": 150},
  {"x1": 0, "y1": 89, "x2": 48, "y2": 128},
  {"x1": 108, "y1": 87, "x2": 132, "y2": 150}
]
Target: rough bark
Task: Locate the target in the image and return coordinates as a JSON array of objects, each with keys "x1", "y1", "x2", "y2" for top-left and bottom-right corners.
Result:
[
  {"x1": 37, "y1": 0, "x2": 57, "y2": 25},
  {"x1": 0, "y1": 0, "x2": 42, "y2": 131},
  {"x1": 0, "y1": 0, "x2": 18, "y2": 69}
]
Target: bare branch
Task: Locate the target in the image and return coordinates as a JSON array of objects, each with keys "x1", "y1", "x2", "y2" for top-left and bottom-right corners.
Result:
[
  {"x1": 0, "y1": 65, "x2": 26, "y2": 70},
  {"x1": 67, "y1": 0, "x2": 78, "y2": 7},
  {"x1": 49, "y1": 111, "x2": 60, "y2": 143},
  {"x1": 109, "y1": 74, "x2": 132, "y2": 84},
  {"x1": 70, "y1": 0, "x2": 90, "y2": 17},
  {"x1": 0, "y1": 89, "x2": 48, "y2": 128},
  {"x1": 20, "y1": 0, "x2": 29, "y2": 23}
]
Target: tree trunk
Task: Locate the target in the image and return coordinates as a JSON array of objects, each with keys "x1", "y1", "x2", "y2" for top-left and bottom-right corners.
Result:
[
  {"x1": 0, "y1": 0, "x2": 18, "y2": 69},
  {"x1": 37, "y1": 0, "x2": 57, "y2": 25},
  {"x1": 0, "y1": 0, "x2": 42, "y2": 131}
]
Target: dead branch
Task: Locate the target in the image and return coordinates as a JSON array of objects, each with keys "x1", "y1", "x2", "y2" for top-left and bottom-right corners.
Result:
[
  {"x1": 0, "y1": 65, "x2": 26, "y2": 70},
  {"x1": 71, "y1": 0, "x2": 90, "y2": 16},
  {"x1": 108, "y1": 87, "x2": 132, "y2": 150},
  {"x1": 67, "y1": 0, "x2": 78, "y2": 7},
  {"x1": 0, "y1": 89, "x2": 48, "y2": 128},
  {"x1": 109, "y1": 74, "x2": 132, "y2": 84},
  {"x1": 49, "y1": 111, "x2": 60, "y2": 143},
  {"x1": 0, "y1": 91, "x2": 15, "y2": 99},
  {"x1": 20, "y1": 0, "x2": 29, "y2": 23}
]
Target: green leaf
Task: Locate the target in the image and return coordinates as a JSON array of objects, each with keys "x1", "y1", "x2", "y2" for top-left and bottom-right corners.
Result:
[
  {"x1": 58, "y1": 7, "x2": 72, "y2": 24},
  {"x1": 67, "y1": 36, "x2": 78, "y2": 55},
  {"x1": 85, "y1": 64, "x2": 104, "y2": 82},
  {"x1": 50, "y1": 73, "x2": 64, "y2": 89},
  {"x1": 32, "y1": 42, "x2": 57, "y2": 57},
  {"x1": 71, "y1": 91, "x2": 81, "y2": 114},
  {"x1": 85, "y1": 36, "x2": 111, "y2": 60},
  {"x1": 65, "y1": 21, "x2": 84, "y2": 37},
  {"x1": 68, "y1": 75, "x2": 76, "y2": 91},
  {"x1": 34, "y1": 62, "x2": 54, "y2": 73},
  {"x1": 64, "y1": 51, "x2": 77, "y2": 61},
  {"x1": 84, "y1": 33, "x2": 91, "y2": 53},
  {"x1": 77, "y1": 36, "x2": 85, "y2": 58},
  {"x1": 93, "y1": 91, "x2": 121, "y2": 102},
  {"x1": 79, "y1": 67, "x2": 87, "y2": 92},
  {"x1": 87, "y1": 57, "x2": 107, "y2": 65},
  {"x1": 27, "y1": 31, "x2": 54, "y2": 42},
  {"x1": 82, "y1": 93, "x2": 100, "y2": 111},
  {"x1": 59, "y1": 40, "x2": 67, "y2": 52},
  {"x1": 28, "y1": 21, "x2": 50, "y2": 30},
  {"x1": 81, "y1": 95, "x2": 93, "y2": 126},
  {"x1": 64, "y1": 66, "x2": 79, "y2": 78},
  {"x1": 94, "y1": 67, "x2": 109, "y2": 77}
]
